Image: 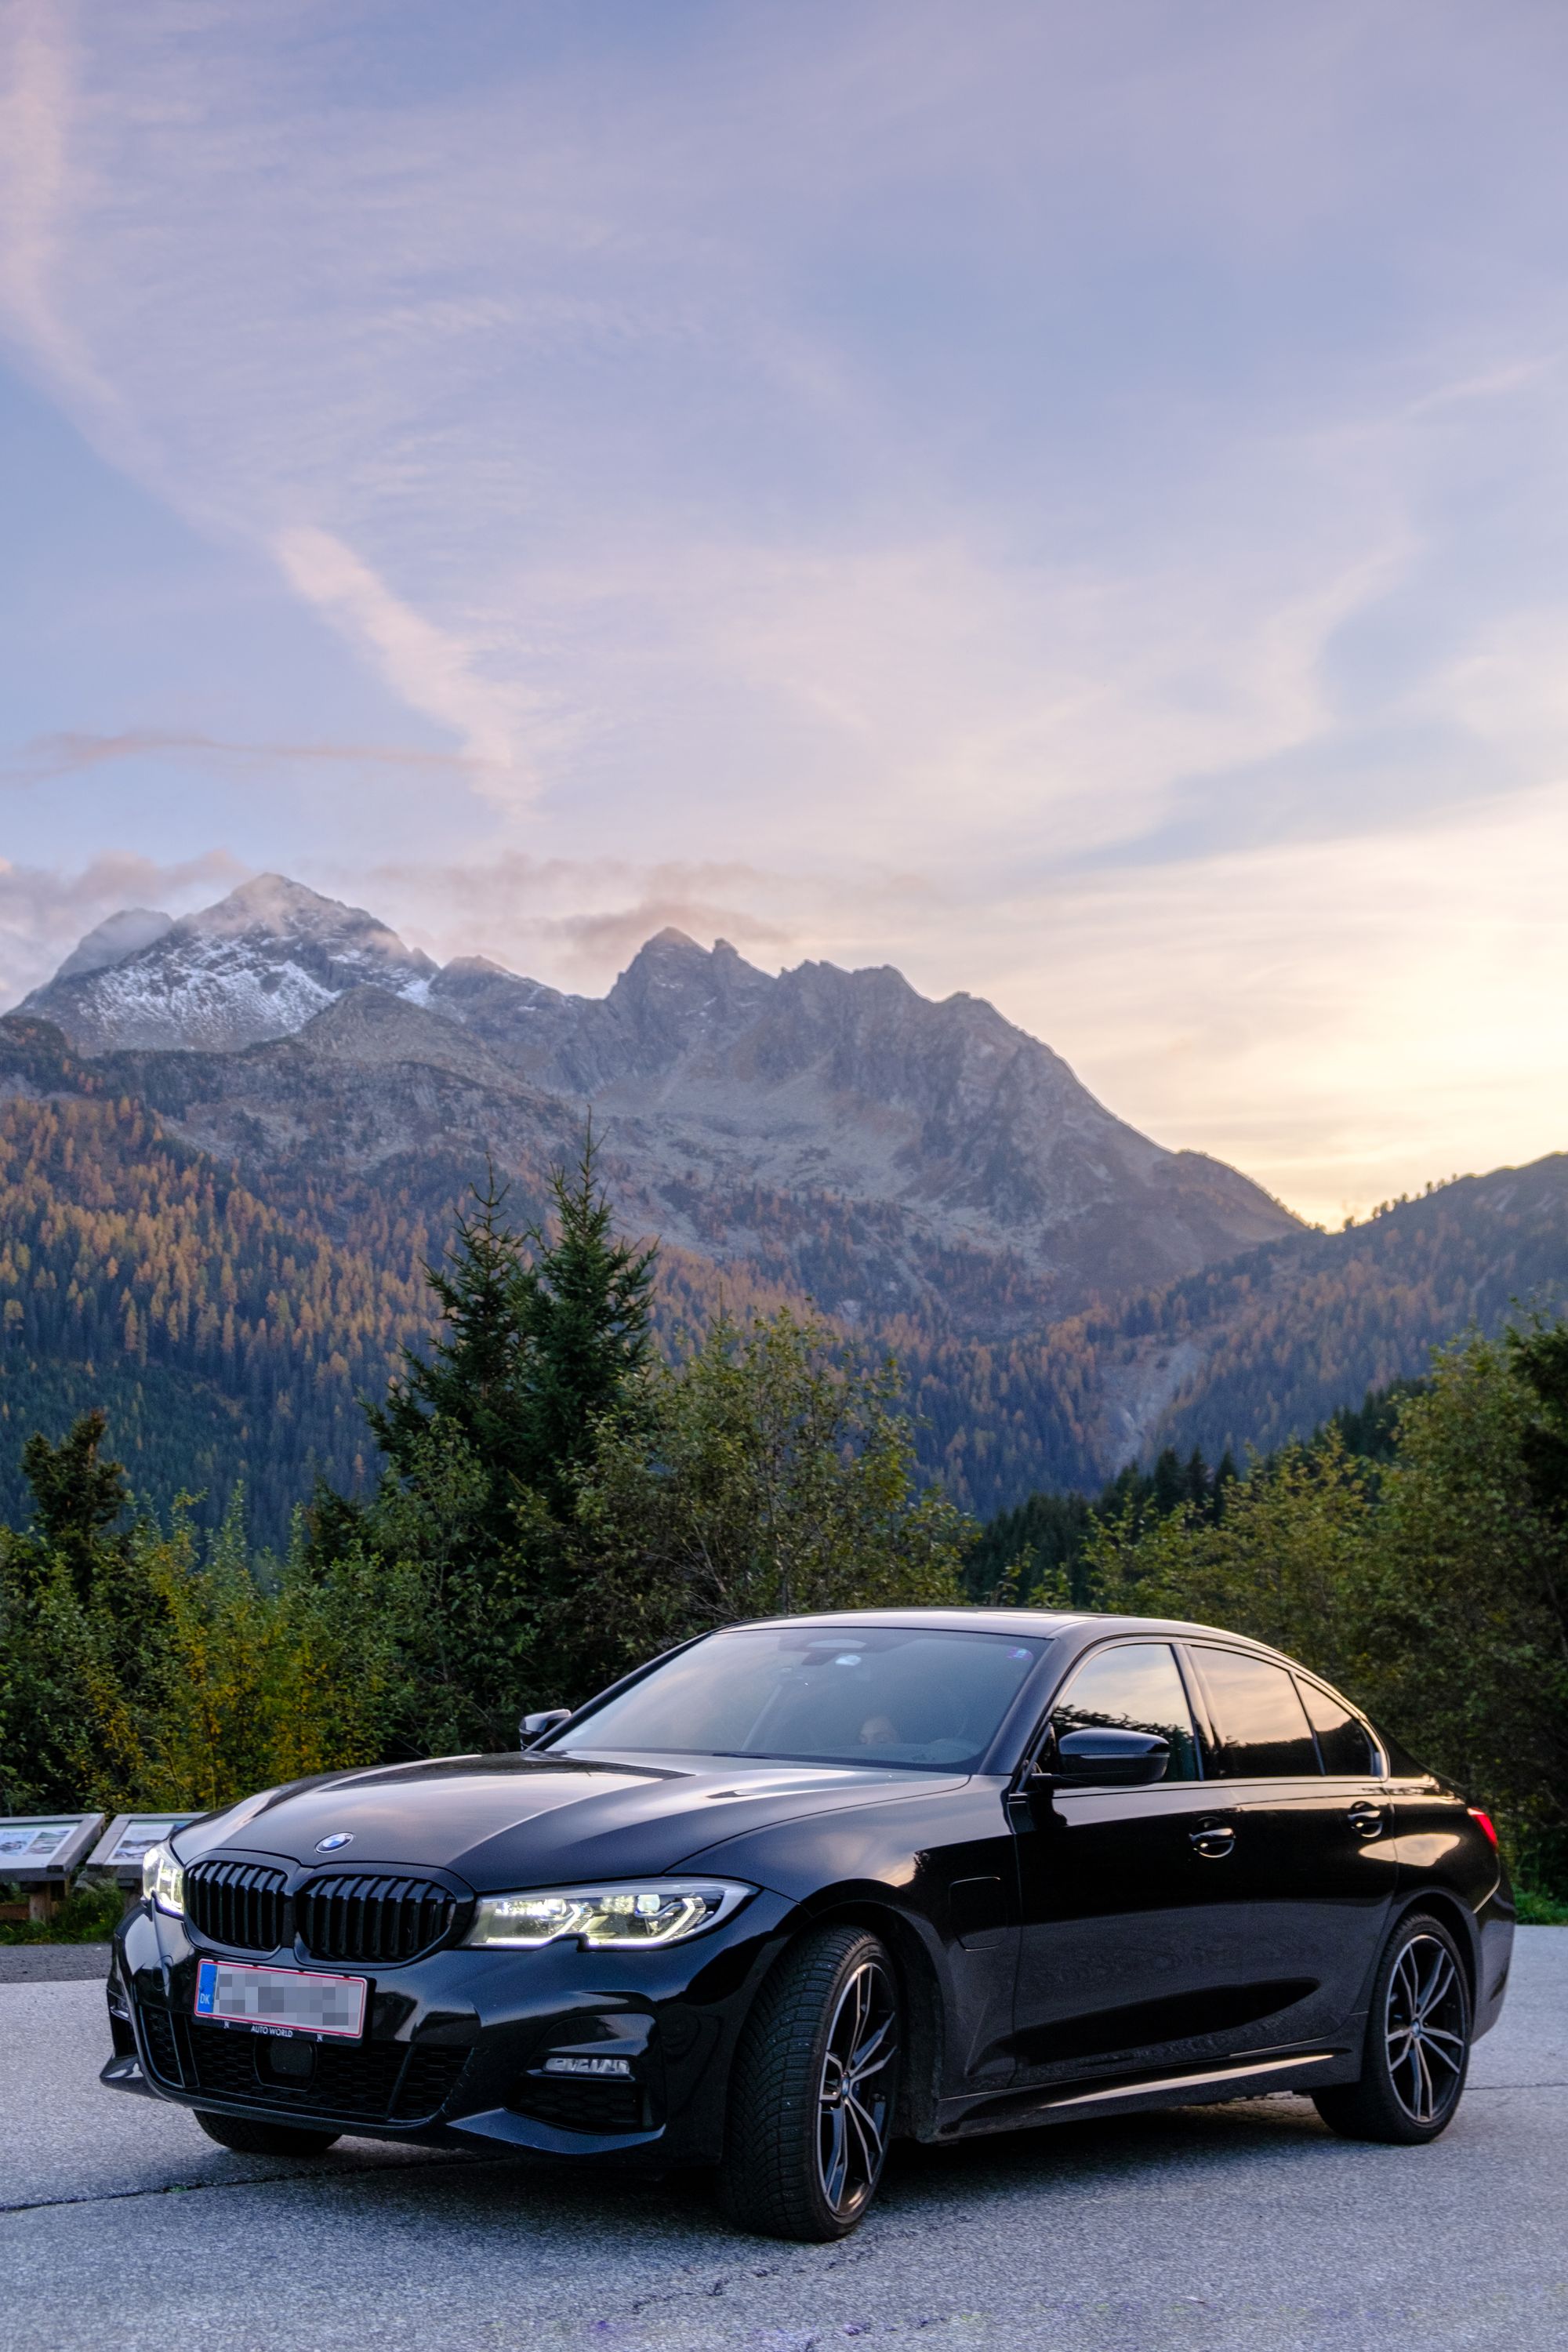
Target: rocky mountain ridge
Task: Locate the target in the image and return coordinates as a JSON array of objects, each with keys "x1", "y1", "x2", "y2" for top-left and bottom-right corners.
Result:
[{"x1": 16, "y1": 873, "x2": 1300, "y2": 1330}]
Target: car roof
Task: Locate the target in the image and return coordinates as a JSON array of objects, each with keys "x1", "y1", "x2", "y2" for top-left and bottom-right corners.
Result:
[
  {"x1": 720, "y1": 1606, "x2": 1304, "y2": 1657},
  {"x1": 732, "y1": 1607, "x2": 1083, "y2": 1636}
]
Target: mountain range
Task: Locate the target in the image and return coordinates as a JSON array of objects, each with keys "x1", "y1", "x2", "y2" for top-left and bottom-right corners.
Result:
[
  {"x1": 17, "y1": 875, "x2": 1298, "y2": 1330},
  {"x1": 3, "y1": 875, "x2": 1563, "y2": 1542}
]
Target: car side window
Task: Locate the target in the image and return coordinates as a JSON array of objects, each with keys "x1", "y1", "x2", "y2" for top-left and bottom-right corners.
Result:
[
  {"x1": 1192, "y1": 1648, "x2": 1319, "y2": 1777},
  {"x1": 1050, "y1": 1642, "x2": 1201, "y2": 1781},
  {"x1": 1296, "y1": 1678, "x2": 1379, "y2": 1775}
]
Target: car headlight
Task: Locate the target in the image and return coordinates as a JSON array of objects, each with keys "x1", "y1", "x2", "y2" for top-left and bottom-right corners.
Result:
[
  {"x1": 142, "y1": 1841, "x2": 185, "y2": 1917},
  {"x1": 464, "y1": 1878, "x2": 753, "y2": 1949}
]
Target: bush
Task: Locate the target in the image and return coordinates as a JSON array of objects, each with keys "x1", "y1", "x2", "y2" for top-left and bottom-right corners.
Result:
[
  {"x1": 1077, "y1": 1324, "x2": 1568, "y2": 1895},
  {"x1": 0, "y1": 1876, "x2": 123, "y2": 1946}
]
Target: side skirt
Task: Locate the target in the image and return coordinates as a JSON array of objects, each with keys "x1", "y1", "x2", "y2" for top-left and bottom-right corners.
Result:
[{"x1": 935, "y1": 2045, "x2": 1357, "y2": 2141}]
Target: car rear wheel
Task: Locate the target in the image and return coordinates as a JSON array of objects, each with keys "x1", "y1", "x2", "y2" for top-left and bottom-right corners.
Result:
[
  {"x1": 194, "y1": 2110, "x2": 342, "y2": 2157},
  {"x1": 1313, "y1": 1911, "x2": 1472, "y2": 2144},
  {"x1": 722, "y1": 1925, "x2": 901, "y2": 2242}
]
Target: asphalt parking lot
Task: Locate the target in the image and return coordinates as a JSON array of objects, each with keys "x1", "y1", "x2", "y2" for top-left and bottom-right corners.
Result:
[{"x1": 2, "y1": 1930, "x2": 1564, "y2": 2352}]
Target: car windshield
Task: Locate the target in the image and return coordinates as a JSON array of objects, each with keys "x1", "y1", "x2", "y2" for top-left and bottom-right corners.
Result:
[{"x1": 554, "y1": 1625, "x2": 1052, "y2": 1771}]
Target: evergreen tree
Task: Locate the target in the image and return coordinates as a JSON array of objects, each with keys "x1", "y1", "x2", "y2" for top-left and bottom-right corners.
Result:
[
  {"x1": 312, "y1": 1134, "x2": 659, "y2": 1749},
  {"x1": 0, "y1": 1413, "x2": 170, "y2": 1811},
  {"x1": 20, "y1": 1411, "x2": 129, "y2": 1602},
  {"x1": 509, "y1": 1130, "x2": 658, "y2": 1515},
  {"x1": 1151, "y1": 1447, "x2": 1187, "y2": 1517},
  {"x1": 965, "y1": 1489, "x2": 1093, "y2": 1605},
  {"x1": 1183, "y1": 1447, "x2": 1210, "y2": 1512},
  {"x1": 365, "y1": 1132, "x2": 655, "y2": 1536},
  {"x1": 1211, "y1": 1450, "x2": 1239, "y2": 1521}
]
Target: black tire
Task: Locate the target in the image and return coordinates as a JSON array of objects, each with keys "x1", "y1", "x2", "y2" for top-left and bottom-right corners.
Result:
[
  {"x1": 722, "y1": 1926, "x2": 902, "y2": 2242},
  {"x1": 1313, "y1": 1911, "x2": 1472, "y2": 2145},
  {"x1": 194, "y1": 2110, "x2": 342, "y2": 2157}
]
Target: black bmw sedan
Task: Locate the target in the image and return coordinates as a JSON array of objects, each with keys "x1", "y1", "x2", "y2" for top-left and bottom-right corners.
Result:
[{"x1": 103, "y1": 1609, "x2": 1513, "y2": 2241}]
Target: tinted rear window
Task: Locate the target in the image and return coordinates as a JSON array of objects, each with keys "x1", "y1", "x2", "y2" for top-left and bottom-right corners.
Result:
[
  {"x1": 1193, "y1": 1648, "x2": 1319, "y2": 1777},
  {"x1": 1297, "y1": 1679, "x2": 1378, "y2": 1775}
]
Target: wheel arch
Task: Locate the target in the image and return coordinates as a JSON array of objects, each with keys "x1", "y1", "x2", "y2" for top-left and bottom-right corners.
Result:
[
  {"x1": 766, "y1": 1893, "x2": 946, "y2": 2143},
  {"x1": 1388, "y1": 1886, "x2": 1480, "y2": 2011}
]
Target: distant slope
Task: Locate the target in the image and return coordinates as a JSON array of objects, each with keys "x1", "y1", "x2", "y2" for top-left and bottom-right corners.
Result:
[
  {"x1": 1096, "y1": 1156, "x2": 1568, "y2": 1469},
  {"x1": 0, "y1": 1022, "x2": 814, "y2": 1544},
  {"x1": 906, "y1": 1154, "x2": 1568, "y2": 1509},
  {"x1": 0, "y1": 1069, "x2": 428, "y2": 1543}
]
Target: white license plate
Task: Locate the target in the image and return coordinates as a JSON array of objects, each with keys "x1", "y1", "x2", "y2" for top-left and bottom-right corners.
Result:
[{"x1": 194, "y1": 1957, "x2": 367, "y2": 2038}]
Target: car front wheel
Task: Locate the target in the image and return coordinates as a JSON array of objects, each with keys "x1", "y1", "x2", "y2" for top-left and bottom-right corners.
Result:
[
  {"x1": 194, "y1": 2110, "x2": 342, "y2": 2157},
  {"x1": 722, "y1": 1924, "x2": 902, "y2": 2241},
  {"x1": 1313, "y1": 1911, "x2": 1472, "y2": 2144}
]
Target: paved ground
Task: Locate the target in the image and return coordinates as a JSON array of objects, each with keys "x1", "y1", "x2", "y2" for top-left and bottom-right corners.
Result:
[
  {"x1": 2, "y1": 1931, "x2": 1564, "y2": 2352},
  {"x1": 0, "y1": 1944, "x2": 114, "y2": 1985}
]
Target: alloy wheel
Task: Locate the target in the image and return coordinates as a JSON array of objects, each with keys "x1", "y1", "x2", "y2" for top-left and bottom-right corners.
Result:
[
  {"x1": 1384, "y1": 1932, "x2": 1468, "y2": 2126},
  {"x1": 816, "y1": 1958, "x2": 898, "y2": 2220}
]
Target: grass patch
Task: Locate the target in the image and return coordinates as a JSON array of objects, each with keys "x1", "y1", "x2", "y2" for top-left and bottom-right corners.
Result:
[
  {"x1": 0, "y1": 1878, "x2": 124, "y2": 1944},
  {"x1": 1515, "y1": 1885, "x2": 1568, "y2": 1926}
]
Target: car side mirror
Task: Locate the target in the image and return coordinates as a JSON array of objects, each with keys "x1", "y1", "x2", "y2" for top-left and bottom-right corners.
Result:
[
  {"x1": 1054, "y1": 1728, "x2": 1171, "y2": 1788},
  {"x1": 521, "y1": 1708, "x2": 572, "y2": 1750}
]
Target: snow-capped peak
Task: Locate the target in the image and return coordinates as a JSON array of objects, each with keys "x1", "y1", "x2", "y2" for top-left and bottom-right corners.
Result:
[{"x1": 17, "y1": 875, "x2": 438, "y2": 1056}]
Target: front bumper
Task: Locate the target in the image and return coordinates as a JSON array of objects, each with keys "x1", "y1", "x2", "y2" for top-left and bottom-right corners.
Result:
[{"x1": 106, "y1": 1889, "x2": 794, "y2": 2166}]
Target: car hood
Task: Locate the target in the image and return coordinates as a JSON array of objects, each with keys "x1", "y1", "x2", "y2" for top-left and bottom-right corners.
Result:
[{"x1": 177, "y1": 1751, "x2": 967, "y2": 1887}]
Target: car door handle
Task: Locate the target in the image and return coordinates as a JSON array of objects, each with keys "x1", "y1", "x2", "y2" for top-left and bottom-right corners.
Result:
[
  {"x1": 1189, "y1": 1821, "x2": 1236, "y2": 1859},
  {"x1": 1347, "y1": 1802, "x2": 1385, "y2": 1840}
]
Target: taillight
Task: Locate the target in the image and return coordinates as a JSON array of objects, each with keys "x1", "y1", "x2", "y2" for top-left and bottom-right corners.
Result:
[{"x1": 1468, "y1": 1807, "x2": 1499, "y2": 1848}]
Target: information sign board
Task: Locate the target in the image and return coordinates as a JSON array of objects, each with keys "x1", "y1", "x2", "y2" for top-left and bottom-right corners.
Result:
[
  {"x1": 86, "y1": 1813, "x2": 201, "y2": 1885},
  {"x1": 0, "y1": 1813, "x2": 107, "y2": 1882}
]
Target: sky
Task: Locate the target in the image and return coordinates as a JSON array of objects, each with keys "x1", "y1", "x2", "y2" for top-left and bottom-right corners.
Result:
[{"x1": 2, "y1": 0, "x2": 1566, "y2": 1227}]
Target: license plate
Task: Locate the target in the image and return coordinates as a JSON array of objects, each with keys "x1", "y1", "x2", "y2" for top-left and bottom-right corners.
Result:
[{"x1": 194, "y1": 1957, "x2": 367, "y2": 2038}]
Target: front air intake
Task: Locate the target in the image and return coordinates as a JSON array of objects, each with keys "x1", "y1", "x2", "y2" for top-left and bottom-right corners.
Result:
[{"x1": 296, "y1": 1873, "x2": 462, "y2": 1965}]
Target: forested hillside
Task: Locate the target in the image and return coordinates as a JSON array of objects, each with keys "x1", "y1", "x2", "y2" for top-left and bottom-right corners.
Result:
[
  {"x1": 0, "y1": 1006, "x2": 1563, "y2": 1538},
  {"x1": 0, "y1": 1036, "x2": 802, "y2": 1542},
  {"x1": 0, "y1": 1090, "x2": 425, "y2": 1537},
  {"x1": 894, "y1": 1156, "x2": 1568, "y2": 1509}
]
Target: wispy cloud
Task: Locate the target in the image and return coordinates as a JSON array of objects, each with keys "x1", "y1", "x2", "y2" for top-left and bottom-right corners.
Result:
[
  {"x1": 354, "y1": 848, "x2": 942, "y2": 988},
  {"x1": 0, "y1": 0, "x2": 1446, "y2": 843},
  {"x1": 272, "y1": 526, "x2": 546, "y2": 788},
  {"x1": 0, "y1": 848, "x2": 245, "y2": 1004},
  {"x1": 4, "y1": 727, "x2": 488, "y2": 784},
  {"x1": 2, "y1": 2, "x2": 1566, "y2": 1215}
]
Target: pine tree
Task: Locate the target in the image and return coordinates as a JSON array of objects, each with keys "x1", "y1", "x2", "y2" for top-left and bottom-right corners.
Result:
[
  {"x1": 1151, "y1": 1447, "x2": 1186, "y2": 1517},
  {"x1": 1183, "y1": 1447, "x2": 1210, "y2": 1512},
  {"x1": 20, "y1": 1410, "x2": 129, "y2": 1602},
  {"x1": 365, "y1": 1166, "x2": 539, "y2": 1552},
  {"x1": 307, "y1": 1136, "x2": 659, "y2": 1748},
  {"x1": 365, "y1": 1132, "x2": 656, "y2": 1534},
  {"x1": 1211, "y1": 1450, "x2": 1240, "y2": 1521},
  {"x1": 510, "y1": 1129, "x2": 657, "y2": 1515}
]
